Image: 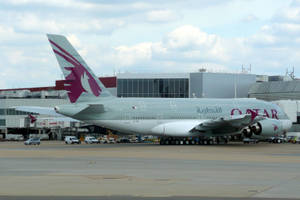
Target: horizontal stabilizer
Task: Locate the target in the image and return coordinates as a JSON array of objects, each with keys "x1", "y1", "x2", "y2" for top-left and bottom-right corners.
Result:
[
  {"x1": 14, "y1": 106, "x2": 78, "y2": 122},
  {"x1": 74, "y1": 104, "x2": 105, "y2": 117},
  {"x1": 14, "y1": 106, "x2": 62, "y2": 117}
]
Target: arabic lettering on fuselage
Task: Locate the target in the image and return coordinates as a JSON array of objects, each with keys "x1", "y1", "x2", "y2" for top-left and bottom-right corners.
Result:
[
  {"x1": 196, "y1": 106, "x2": 222, "y2": 114},
  {"x1": 231, "y1": 108, "x2": 278, "y2": 119}
]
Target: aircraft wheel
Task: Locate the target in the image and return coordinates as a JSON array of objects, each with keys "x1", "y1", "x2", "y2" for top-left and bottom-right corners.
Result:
[
  {"x1": 278, "y1": 139, "x2": 282, "y2": 143},
  {"x1": 171, "y1": 140, "x2": 176, "y2": 145}
]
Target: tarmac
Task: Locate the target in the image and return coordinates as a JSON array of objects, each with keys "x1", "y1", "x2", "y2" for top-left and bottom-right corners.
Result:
[{"x1": 0, "y1": 141, "x2": 300, "y2": 199}]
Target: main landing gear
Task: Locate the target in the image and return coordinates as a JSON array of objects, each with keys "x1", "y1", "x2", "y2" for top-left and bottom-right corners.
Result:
[{"x1": 159, "y1": 137, "x2": 229, "y2": 145}]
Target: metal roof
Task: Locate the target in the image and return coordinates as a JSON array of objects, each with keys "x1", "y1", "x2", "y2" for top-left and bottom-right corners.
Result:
[
  {"x1": 249, "y1": 81, "x2": 300, "y2": 94},
  {"x1": 249, "y1": 80, "x2": 300, "y2": 100}
]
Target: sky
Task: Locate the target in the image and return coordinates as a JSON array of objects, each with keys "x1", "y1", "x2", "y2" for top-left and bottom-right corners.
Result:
[{"x1": 0, "y1": 0, "x2": 300, "y2": 89}]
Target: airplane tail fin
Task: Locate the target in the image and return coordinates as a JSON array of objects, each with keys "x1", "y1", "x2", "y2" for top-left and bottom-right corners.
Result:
[
  {"x1": 28, "y1": 114, "x2": 37, "y2": 123},
  {"x1": 47, "y1": 34, "x2": 113, "y2": 103}
]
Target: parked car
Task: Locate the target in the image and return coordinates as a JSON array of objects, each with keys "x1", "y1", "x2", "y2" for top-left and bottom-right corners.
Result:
[
  {"x1": 84, "y1": 136, "x2": 100, "y2": 144},
  {"x1": 98, "y1": 137, "x2": 107, "y2": 144},
  {"x1": 107, "y1": 138, "x2": 116, "y2": 144},
  {"x1": 64, "y1": 136, "x2": 81, "y2": 144},
  {"x1": 130, "y1": 138, "x2": 139, "y2": 143},
  {"x1": 24, "y1": 137, "x2": 40, "y2": 145},
  {"x1": 29, "y1": 134, "x2": 49, "y2": 140},
  {"x1": 117, "y1": 138, "x2": 131, "y2": 143}
]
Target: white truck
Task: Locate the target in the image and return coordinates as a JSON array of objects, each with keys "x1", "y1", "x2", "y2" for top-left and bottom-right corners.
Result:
[{"x1": 64, "y1": 136, "x2": 81, "y2": 144}]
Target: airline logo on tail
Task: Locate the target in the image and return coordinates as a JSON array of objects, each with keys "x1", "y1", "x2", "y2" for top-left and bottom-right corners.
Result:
[
  {"x1": 49, "y1": 39, "x2": 102, "y2": 103},
  {"x1": 28, "y1": 114, "x2": 37, "y2": 123}
]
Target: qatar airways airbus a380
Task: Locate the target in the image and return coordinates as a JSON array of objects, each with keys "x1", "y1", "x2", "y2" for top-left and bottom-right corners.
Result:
[{"x1": 18, "y1": 34, "x2": 292, "y2": 145}]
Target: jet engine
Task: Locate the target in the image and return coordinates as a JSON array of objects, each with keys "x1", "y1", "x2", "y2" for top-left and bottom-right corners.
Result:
[
  {"x1": 243, "y1": 119, "x2": 292, "y2": 138},
  {"x1": 242, "y1": 127, "x2": 252, "y2": 138}
]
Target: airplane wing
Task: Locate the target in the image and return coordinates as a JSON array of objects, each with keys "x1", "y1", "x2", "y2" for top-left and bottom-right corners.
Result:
[
  {"x1": 15, "y1": 104, "x2": 105, "y2": 122},
  {"x1": 152, "y1": 114, "x2": 264, "y2": 137},
  {"x1": 193, "y1": 114, "x2": 265, "y2": 135}
]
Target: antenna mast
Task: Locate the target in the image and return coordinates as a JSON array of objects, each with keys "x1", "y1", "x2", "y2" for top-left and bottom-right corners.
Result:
[{"x1": 286, "y1": 67, "x2": 295, "y2": 80}]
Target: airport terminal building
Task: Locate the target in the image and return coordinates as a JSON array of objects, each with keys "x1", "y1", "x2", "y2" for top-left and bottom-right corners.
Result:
[
  {"x1": 117, "y1": 72, "x2": 256, "y2": 98},
  {"x1": 1, "y1": 71, "x2": 300, "y2": 139}
]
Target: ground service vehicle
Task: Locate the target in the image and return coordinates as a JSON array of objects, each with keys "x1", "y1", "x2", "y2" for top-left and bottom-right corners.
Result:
[
  {"x1": 291, "y1": 136, "x2": 300, "y2": 144},
  {"x1": 84, "y1": 136, "x2": 100, "y2": 144},
  {"x1": 6, "y1": 134, "x2": 24, "y2": 141},
  {"x1": 64, "y1": 136, "x2": 81, "y2": 144}
]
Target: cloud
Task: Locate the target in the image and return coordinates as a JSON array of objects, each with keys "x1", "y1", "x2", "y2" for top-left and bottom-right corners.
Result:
[
  {"x1": 1, "y1": 0, "x2": 300, "y2": 89},
  {"x1": 114, "y1": 42, "x2": 153, "y2": 67},
  {"x1": 163, "y1": 25, "x2": 229, "y2": 61},
  {"x1": 146, "y1": 10, "x2": 181, "y2": 23},
  {"x1": 242, "y1": 14, "x2": 258, "y2": 23},
  {"x1": 8, "y1": 12, "x2": 126, "y2": 35},
  {"x1": 110, "y1": 25, "x2": 232, "y2": 73}
]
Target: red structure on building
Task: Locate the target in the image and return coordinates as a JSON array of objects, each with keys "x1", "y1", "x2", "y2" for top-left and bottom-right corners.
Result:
[{"x1": 0, "y1": 77, "x2": 116, "y2": 92}]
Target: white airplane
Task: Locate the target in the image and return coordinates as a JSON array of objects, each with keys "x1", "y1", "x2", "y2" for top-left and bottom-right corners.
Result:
[{"x1": 17, "y1": 34, "x2": 293, "y2": 145}]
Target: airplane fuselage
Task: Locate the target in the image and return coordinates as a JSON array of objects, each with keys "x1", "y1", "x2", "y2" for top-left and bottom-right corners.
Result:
[{"x1": 57, "y1": 97, "x2": 290, "y2": 136}]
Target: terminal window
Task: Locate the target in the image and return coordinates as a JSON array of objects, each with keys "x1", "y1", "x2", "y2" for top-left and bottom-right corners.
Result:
[
  {"x1": 117, "y1": 78, "x2": 189, "y2": 98},
  {"x1": 0, "y1": 119, "x2": 5, "y2": 126},
  {"x1": 0, "y1": 109, "x2": 37, "y2": 116}
]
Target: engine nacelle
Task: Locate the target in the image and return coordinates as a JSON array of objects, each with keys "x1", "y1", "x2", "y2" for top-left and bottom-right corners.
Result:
[
  {"x1": 250, "y1": 119, "x2": 284, "y2": 137},
  {"x1": 242, "y1": 127, "x2": 252, "y2": 138},
  {"x1": 151, "y1": 120, "x2": 205, "y2": 137}
]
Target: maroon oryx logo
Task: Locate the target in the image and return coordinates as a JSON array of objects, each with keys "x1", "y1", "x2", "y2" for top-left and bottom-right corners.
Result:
[
  {"x1": 49, "y1": 39, "x2": 102, "y2": 103},
  {"x1": 28, "y1": 114, "x2": 37, "y2": 123}
]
